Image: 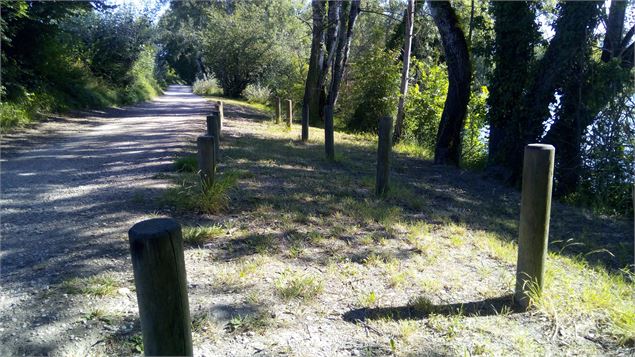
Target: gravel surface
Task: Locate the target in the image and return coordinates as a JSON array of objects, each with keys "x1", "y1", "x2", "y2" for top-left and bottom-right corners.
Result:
[{"x1": 0, "y1": 86, "x2": 210, "y2": 356}]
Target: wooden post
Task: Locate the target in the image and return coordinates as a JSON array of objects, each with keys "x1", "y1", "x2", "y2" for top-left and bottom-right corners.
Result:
[
  {"x1": 128, "y1": 218, "x2": 193, "y2": 356},
  {"x1": 275, "y1": 97, "x2": 281, "y2": 124},
  {"x1": 375, "y1": 116, "x2": 393, "y2": 196},
  {"x1": 286, "y1": 99, "x2": 293, "y2": 127},
  {"x1": 197, "y1": 135, "x2": 215, "y2": 187},
  {"x1": 216, "y1": 100, "x2": 224, "y2": 129},
  {"x1": 515, "y1": 144, "x2": 555, "y2": 310},
  {"x1": 206, "y1": 113, "x2": 220, "y2": 161}
]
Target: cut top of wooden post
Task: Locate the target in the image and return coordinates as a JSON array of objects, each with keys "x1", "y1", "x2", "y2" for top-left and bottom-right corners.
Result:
[{"x1": 129, "y1": 218, "x2": 181, "y2": 242}]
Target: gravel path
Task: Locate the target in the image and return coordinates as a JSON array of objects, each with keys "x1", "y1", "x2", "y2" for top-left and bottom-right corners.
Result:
[{"x1": 0, "y1": 85, "x2": 212, "y2": 355}]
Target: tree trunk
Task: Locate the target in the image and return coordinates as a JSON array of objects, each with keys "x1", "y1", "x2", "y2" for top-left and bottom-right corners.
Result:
[
  {"x1": 428, "y1": 0, "x2": 471, "y2": 166},
  {"x1": 601, "y1": 0, "x2": 626, "y2": 62},
  {"x1": 487, "y1": 2, "x2": 537, "y2": 180},
  {"x1": 324, "y1": 0, "x2": 360, "y2": 161},
  {"x1": 392, "y1": 0, "x2": 415, "y2": 144},
  {"x1": 301, "y1": 0, "x2": 326, "y2": 142}
]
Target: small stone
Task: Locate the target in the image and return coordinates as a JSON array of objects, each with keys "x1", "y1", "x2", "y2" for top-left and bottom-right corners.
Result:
[
  {"x1": 351, "y1": 349, "x2": 360, "y2": 356},
  {"x1": 117, "y1": 287, "x2": 131, "y2": 296}
]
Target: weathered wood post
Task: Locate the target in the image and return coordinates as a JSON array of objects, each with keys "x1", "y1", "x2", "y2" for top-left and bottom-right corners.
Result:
[
  {"x1": 216, "y1": 100, "x2": 224, "y2": 129},
  {"x1": 515, "y1": 144, "x2": 555, "y2": 310},
  {"x1": 275, "y1": 97, "x2": 282, "y2": 124},
  {"x1": 206, "y1": 113, "x2": 220, "y2": 160},
  {"x1": 197, "y1": 135, "x2": 215, "y2": 188},
  {"x1": 286, "y1": 99, "x2": 293, "y2": 128},
  {"x1": 128, "y1": 218, "x2": 193, "y2": 356},
  {"x1": 375, "y1": 116, "x2": 393, "y2": 196}
]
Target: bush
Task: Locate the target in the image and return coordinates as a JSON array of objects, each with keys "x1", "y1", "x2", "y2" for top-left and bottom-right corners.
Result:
[
  {"x1": 344, "y1": 49, "x2": 401, "y2": 132},
  {"x1": 242, "y1": 84, "x2": 271, "y2": 104},
  {"x1": 163, "y1": 171, "x2": 239, "y2": 214},
  {"x1": 193, "y1": 77, "x2": 222, "y2": 96},
  {"x1": 403, "y1": 60, "x2": 448, "y2": 151}
]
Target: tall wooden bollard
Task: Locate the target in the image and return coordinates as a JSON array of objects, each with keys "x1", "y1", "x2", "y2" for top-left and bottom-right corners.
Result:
[
  {"x1": 216, "y1": 100, "x2": 224, "y2": 129},
  {"x1": 286, "y1": 99, "x2": 293, "y2": 127},
  {"x1": 515, "y1": 144, "x2": 555, "y2": 310},
  {"x1": 275, "y1": 97, "x2": 282, "y2": 124},
  {"x1": 128, "y1": 218, "x2": 193, "y2": 356},
  {"x1": 206, "y1": 114, "x2": 221, "y2": 160},
  {"x1": 375, "y1": 116, "x2": 393, "y2": 196},
  {"x1": 197, "y1": 135, "x2": 215, "y2": 187}
]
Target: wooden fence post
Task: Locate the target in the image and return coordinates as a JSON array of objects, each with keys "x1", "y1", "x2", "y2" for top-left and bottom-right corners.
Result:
[
  {"x1": 375, "y1": 116, "x2": 393, "y2": 196},
  {"x1": 515, "y1": 144, "x2": 555, "y2": 310},
  {"x1": 206, "y1": 113, "x2": 220, "y2": 160},
  {"x1": 128, "y1": 218, "x2": 193, "y2": 356},
  {"x1": 197, "y1": 135, "x2": 215, "y2": 188},
  {"x1": 286, "y1": 99, "x2": 293, "y2": 128},
  {"x1": 275, "y1": 97, "x2": 281, "y2": 124},
  {"x1": 216, "y1": 100, "x2": 224, "y2": 129}
]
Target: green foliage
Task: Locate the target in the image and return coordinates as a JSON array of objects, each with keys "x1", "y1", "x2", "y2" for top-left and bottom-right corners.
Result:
[
  {"x1": 182, "y1": 225, "x2": 225, "y2": 245},
  {"x1": 275, "y1": 270, "x2": 324, "y2": 301},
  {"x1": 242, "y1": 84, "x2": 272, "y2": 104},
  {"x1": 199, "y1": 0, "x2": 307, "y2": 97},
  {"x1": 461, "y1": 86, "x2": 489, "y2": 169},
  {"x1": 343, "y1": 49, "x2": 401, "y2": 132},
  {"x1": 402, "y1": 59, "x2": 448, "y2": 151},
  {"x1": 192, "y1": 77, "x2": 222, "y2": 96}
]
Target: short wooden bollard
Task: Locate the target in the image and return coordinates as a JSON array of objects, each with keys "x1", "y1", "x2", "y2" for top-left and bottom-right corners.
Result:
[
  {"x1": 515, "y1": 144, "x2": 555, "y2": 310},
  {"x1": 206, "y1": 113, "x2": 221, "y2": 160},
  {"x1": 128, "y1": 218, "x2": 193, "y2": 356},
  {"x1": 275, "y1": 97, "x2": 282, "y2": 124},
  {"x1": 375, "y1": 116, "x2": 393, "y2": 196},
  {"x1": 286, "y1": 99, "x2": 293, "y2": 127},
  {"x1": 197, "y1": 135, "x2": 216, "y2": 187},
  {"x1": 216, "y1": 100, "x2": 224, "y2": 129}
]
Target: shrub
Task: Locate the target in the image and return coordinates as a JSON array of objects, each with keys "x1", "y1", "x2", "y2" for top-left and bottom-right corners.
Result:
[
  {"x1": 163, "y1": 171, "x2": 239, "y2": 214},
  {"x1": 242, "y1": 83, "x2": 272, "y2": 104},
  {"x1": 193, "y1": 77, "x2": 222, "y2": 96}
]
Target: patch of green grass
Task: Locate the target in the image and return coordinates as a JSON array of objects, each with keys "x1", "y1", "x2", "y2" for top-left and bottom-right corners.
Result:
[
  {"x1": 275, "y1": 270, "x2": 324, "y2": 301},
  {"x1": 182, "y1": 225, "x2": 225, "y2": 245},
  {"x1": 61, "y1": 275, "x2": 119, "y2": 296},
  {"x1": 162, "y1": 171, "x2": 239, "y2": 214},
  {"x1": 174, "y1": 155, "x2": 197, "y2": 172},
  {"x1": 203, "y1": 95, "x2": 272, "y2": 114},
  {"x1": 226, "y1": 311, "x2": 273, "y2": 334},
  {"x1": 393, "y1": 140, "x2": 432, "y2": 160},
  {"x1": 358, "y1": 291, "x2": 379, "y2": 307}
]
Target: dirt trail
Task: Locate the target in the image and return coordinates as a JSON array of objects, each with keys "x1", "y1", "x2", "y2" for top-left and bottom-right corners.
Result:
[{"x1": 0, "y1": 85, "x2": 213, "y2": 355}]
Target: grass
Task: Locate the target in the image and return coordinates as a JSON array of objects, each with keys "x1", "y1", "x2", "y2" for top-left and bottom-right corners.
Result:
[
  {"x1": 182, "y1": 224, "x2": 225, "y2": 245},
  {"x1": 61, "y1": 274, "x2": 119, "y2": 296},
  {"x1": 202, "y1": 95, "x2": 272, "y2": 114},
  {"x1": 275, "y1": 270, "x2": 324, "y2": 301},
  {"x1": 174, "y1": 154, "x2": 197, "y2": 172},
  {"x1": 162, "y1": 171, "x2": 240, "y2": 214}
]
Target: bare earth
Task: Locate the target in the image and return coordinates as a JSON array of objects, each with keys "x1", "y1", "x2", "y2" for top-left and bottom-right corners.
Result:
[{"x1": 1, "y1": 85, "x2": 633, "y2": 356}]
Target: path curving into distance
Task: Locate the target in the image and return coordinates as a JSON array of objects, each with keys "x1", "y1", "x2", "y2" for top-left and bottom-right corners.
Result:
[{"x1": 0, "y1": 85, "x2": 214, "y2": 355}]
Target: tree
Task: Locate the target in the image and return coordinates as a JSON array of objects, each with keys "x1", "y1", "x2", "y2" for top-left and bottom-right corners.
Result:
[
  {"x1": 301, "y1": 0, "x2": 326, "y2": 142},
  {"x1": 487, "y1": 2, "x2": 539, "y2": 179},
  {"x1": 392, "y1": 0, "x2": 415, "y2": 144},
  {"x1": 427, "y1": 0, "x2": 471, "y2": 165},
  {"x1": 323, "y1": 0, "x2": 361, "y2": 161}
]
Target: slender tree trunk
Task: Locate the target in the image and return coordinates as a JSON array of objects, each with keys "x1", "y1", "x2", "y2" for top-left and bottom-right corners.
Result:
[
  {"x1": 301, "y1": 0, "x2": 326, "y2": 142},
  {"x1": 601, "y1": 0, "x2": 626, "y2": 62},
  {"x1": 324, "y1": 0, "x2": 360, "y2": 161},
  {"x1": 392, "y1": 0, "x2": 415, "y2": 144},
  {"x1": 428, "y1": 0, "x2": 471, "y2": 166}
]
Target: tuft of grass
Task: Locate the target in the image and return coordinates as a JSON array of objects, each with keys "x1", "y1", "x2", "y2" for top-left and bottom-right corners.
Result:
[
  {"x1": 163, "y1": 171, "x2": 239, "y2": 214},
  {"x1": 358, "y1": 291, "x2": 379, "y2": 307},
  {"x1": 275, "y1": 270, "x2": 324, "y2": 301},
  {"x1": 174, "y1": 155, "x2": 197, "y2": 173},
  {"x1": 226, "y1": 311, "x2": 273, "y2": 334},
  {"x1": 182, "y1": 225, "x2": 225, "y2": 245},
  {"x1": 61, "y1": 275, "x2": 119, "y2": 296}
]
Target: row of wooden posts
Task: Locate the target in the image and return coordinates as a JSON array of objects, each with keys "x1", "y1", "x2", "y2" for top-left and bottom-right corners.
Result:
[
  {"x1": 274, "y1": 97, "x2": 293, "y2": 127},
  {"x1": 127, "y1": 107, "x2": 556, "y2": 355},
  {"x1": 127, "y1": 101, "x2": 224, "y2": 355}
]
